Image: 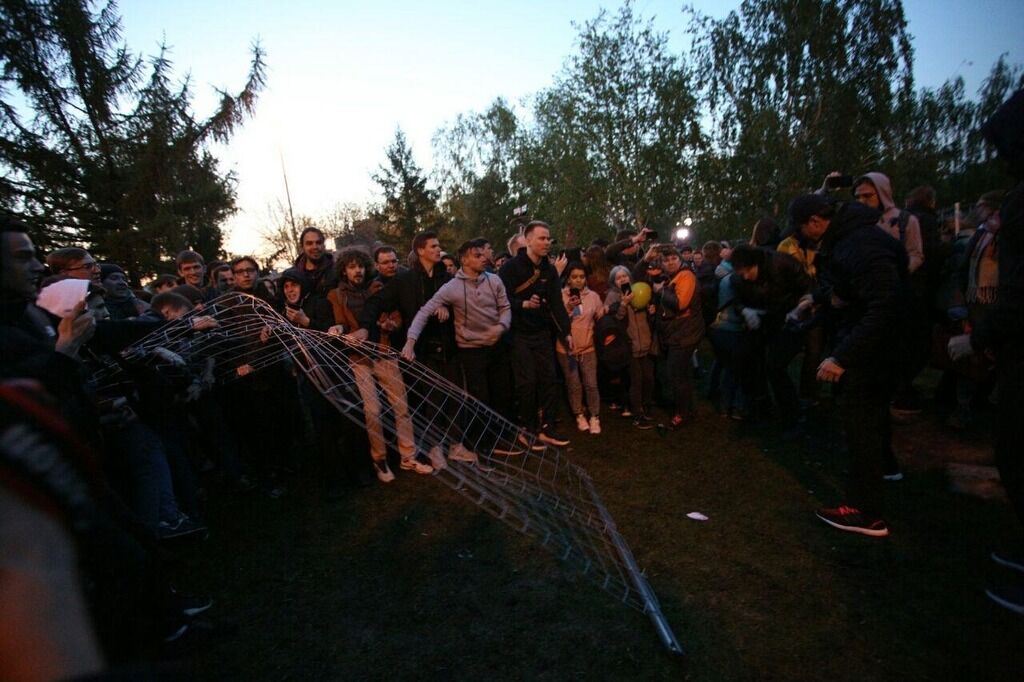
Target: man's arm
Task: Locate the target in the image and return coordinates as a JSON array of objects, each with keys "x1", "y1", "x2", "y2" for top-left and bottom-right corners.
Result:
[{"x1": 405, "y1": 280, "x2": 456, "y2": 343}]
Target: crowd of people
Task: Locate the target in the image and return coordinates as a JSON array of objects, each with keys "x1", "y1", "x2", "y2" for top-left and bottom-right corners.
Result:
[{"x1": 1, "y1": 90, "x2": 1021, "y2": 675}]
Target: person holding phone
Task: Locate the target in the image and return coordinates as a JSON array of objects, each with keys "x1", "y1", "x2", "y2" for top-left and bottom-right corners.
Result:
[
  {"x1": 605, "y1": 266, "x2": 656, "y2": 429},
  {"x1": 557, "y1": 263, "x2": 604, "y2": 434}
]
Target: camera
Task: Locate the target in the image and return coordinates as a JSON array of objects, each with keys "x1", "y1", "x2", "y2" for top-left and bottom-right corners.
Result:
[{"x1": 825, "y1": 174, "x2": 854, "y2": 190}]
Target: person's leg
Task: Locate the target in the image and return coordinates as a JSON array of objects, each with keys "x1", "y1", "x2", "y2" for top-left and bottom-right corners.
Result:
[
  {"x1": 529, "y1": 333, "x2": 561, "y2": 430},
  {"x1": 580, "y1": 352, "x2": 601, "y2": 418},
  {"x1": 556, "y1": 351, "x2": 585, "y2": 418},
  {"x1": 373, "y1": 358, "x2": 416, "y2": 460},
  {"x1": 628, "y1": 355, "x2": 644, "y2": 415},
  {"x1": 668, "y1": 345, "x2": 696, "y2": 418},
  {"x1": 351, "y1": 361, "x2": 388, "y2": 463},
  {"x1": 799, "y1": 325, "x2": 825, "y2": 403},
  {"x1": 837, "y1": 367, "x2": 886, "y2": 519},
  {"x1": 512, "y1": 334, "x2": 540, "y2": 430},
  {"x1": 764, "y1": 326, "x2": 803, "y2": 426},
  {"x1": 640, "y1": 355, "x2": 656, "y2": 415}
]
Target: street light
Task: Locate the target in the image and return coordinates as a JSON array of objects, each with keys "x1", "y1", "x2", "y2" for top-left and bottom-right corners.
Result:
[{"x1": 675, "y1": 227, "x2": 690, "y2": 241}]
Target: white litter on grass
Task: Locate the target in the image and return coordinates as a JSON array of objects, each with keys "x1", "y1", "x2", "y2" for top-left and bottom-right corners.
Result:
[{"x1": 686, "y1": 512, "x2": 709, "y2": 521}]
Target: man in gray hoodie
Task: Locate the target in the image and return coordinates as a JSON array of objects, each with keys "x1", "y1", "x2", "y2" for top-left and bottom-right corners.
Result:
[{"x1": 402, "y1": 240, "x2": 513, "y2": 458}]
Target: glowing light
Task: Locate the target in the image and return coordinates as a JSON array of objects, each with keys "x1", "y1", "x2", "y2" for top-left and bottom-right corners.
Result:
[
  {"x1": 675, "y1": 228, "x2": 690, "y2": 241},
  {"x1": 683, "y1": 217, "x2": 693, "y2": 227}
]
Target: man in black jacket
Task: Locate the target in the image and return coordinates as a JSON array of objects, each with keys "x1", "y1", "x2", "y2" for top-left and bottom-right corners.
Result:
[
  {"x1": 948, "y1": 89, "x2": 1024, "y2": 613},
  {"x1": 498, "y1": 221, "x2": 574, "y2": 446},
  {"x1": 357, "y1": 231, "x2": 454, "y2": 469},
  {"x1": 788, "y1": 195, "x2": 909, "y2": 537}
]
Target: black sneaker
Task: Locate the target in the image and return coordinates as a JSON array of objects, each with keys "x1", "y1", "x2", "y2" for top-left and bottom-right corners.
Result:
[
  {"x1": 632, "y1": 416, "x2": 654, "y2": 430},
  {"x1": 815, "y1": 505, "x2": 889, "y2": 537},
  {"x1": 169, "y1": 587, "x2": 213, "y2": 617},
  {"x1": 985, "y1": 583, "x2": 1024, "y2": 615},
  {"x1": 992, "y1": 549, "x2": 1024, "y2": 574},
  {"x1": 537, "y1": 426, "x2": 570, "y2": 447}
]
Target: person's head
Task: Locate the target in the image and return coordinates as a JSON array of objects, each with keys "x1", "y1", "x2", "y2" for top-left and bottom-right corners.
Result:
[
  {"x1": 373, "y1": 246, "x2": 399, "y2": 278},
  {"x1": 456, "y1": 240, "x2": 487, "y2": 276},
  {"x1": 86, "y1": 283, "x2": 109, "y2": 321},
  {"x1": 585, "y1": 244, "x2": 609, "y2": 270},
  {"x1": 853, "y1": 178, "x2": 881, "y2": 210},
  {"x1": 230, "y1": 256, "x2": 259, "y2": 291},
  {"x1": 610, "y1": 265, "x2": 632, "y2": 289},
  {"x1": 279, "y1": 269, "x2": 310, "y2": 306},
  {"x1": 46, "y1": 246, "x2": 101, "y2": 285},
  {"x1": 441, "y1": 253, "x2": 457, "y2": 276},
  {"x1": 412, "y1": 231, "x2": 441, "y2": 269},
  {"x1": 524, "y1": 221, "x2": 553, "y2": 260},
  {"x1": 175, "y1": 250, "x2": 206, "y2": 287},
  {"x1": 750, "y1": 217, "x2": 780, "y2": 247},
  {"x1": 99, "y1": 264, "x2": 131, "y2": 299},
  {"x1": 169, "y1": 284, "x2": 204, "y2": 307},
  {"x1": 506, "y1": 232, "x2": 526, "y2": 256},
  {"x1": 904, "y1": 185, "x2": 936, "y2": 211},
  {"x1": 211, "y1": 264, "x2": 234, "y2": 291},
  {"x1": 788, "y1": 194, "x2": 836, "y2": 244},
  {"x1": 659, "y1": 246, "x2": 681, "y2": 274},
  {"x1": 471, "y1": 237, "x2": 493, "y2": 265},
  {"x1": 680, "y1": 245, "x2": 695, "y2": 262},
  {"x1": 565, "y1": 262, "x2": 587, "y2": 291},
  {"x1": 719, "y1": 241, "x2": 733, "y2": 261},
  {"x1": 299, "y1": 227, "x2": 326, "y2": 262},
  {"x1": 975, "y1": 190, "x2": 1004, "y2": 223},
  {"x1": 151, "y1": 291, "x2": 194, "y2": 321},
  {"x1": 337, "y1": 248, "x2": 372, "y2": 286},
  {"x1": 701, "y1": 241, "x2": 722, "y2": 267},
  {"x1": 494, "y1": 252, "x2": 510, "y2": 270},
  {"x1": 729, "y1": 244, "x2": 765, "y2": 281},
  {"x1": 152, "y1": 274, "x2": 178, "y2": 293}
]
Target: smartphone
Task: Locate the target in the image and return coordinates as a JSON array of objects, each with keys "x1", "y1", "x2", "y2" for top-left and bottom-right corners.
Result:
[
  {"x1": 621, "y1": 282, "x2": 631, "y2": 294},
  {"x1": 643, "y1": 228, "x2": 659, "y2": 240},
  {"x1": 825, "y1": 174, "x2": 854, "y2": 189},
  {"x1": 569, "y1": 287, "x2": 581, "y2": 298}
]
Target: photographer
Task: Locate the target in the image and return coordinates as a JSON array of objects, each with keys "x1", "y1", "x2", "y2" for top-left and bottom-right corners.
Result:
[
  {"x1": 498, "y1": 221, "x2": 573, "y2": 446},
  {"x1": 606, "y1": 227, "x2": 658, "y2": 269}
]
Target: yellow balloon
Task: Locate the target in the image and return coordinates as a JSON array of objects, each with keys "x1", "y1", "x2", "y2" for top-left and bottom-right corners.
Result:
[{"x1": 630, "y1": 282, "x2": 652, "y2": 309}]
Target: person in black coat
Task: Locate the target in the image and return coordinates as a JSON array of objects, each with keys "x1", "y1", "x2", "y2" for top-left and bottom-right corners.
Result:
[
  {"x1": 788, "y1": 195, "x2": 909, "y2": 538},
  {"x1": 949, "y1": 89, "x2": 1024, "y2": 613}
]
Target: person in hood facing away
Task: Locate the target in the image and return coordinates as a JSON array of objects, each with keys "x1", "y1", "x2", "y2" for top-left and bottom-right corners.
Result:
[
  {"x1": 402, "y1": 240, "x2": 513, "y2": 460},
  {"x1": 947, "y1": 88, "x2": 1024, "y2": 614},
  {"x1": 293, "y1": 226, "x2": 336, "y2": 298},
  {"x1": 789, "y1": 193, "x2": 909, "y2": 539},
  {"x1": 279, "y1": 268, "x2": 334, "y2": 332}
]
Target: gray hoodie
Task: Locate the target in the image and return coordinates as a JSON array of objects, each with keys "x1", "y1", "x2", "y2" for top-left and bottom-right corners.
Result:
[
  {"x1": 857, "y1": 171, "x2": 925, "y2": 273},
  {"x1": 406, "y1": 269, "x2": 511, "y2": 349}
]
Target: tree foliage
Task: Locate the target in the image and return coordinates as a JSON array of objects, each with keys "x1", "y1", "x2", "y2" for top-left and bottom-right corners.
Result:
[
  {"x1": 0, "y1": 0, "x2": 265, "y2": 281},
  {"x1": 372, "y1": 127, "x2": 444, "y2": 248}
]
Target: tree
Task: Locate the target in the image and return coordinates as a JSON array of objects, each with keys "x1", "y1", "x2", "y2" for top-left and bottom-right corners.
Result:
[
  {"x1": 372, "y1": 127, "x2": 444, "y2": 247},
  {"x1": 0, "y1": 0, "x2": 265, "y2": 281}
]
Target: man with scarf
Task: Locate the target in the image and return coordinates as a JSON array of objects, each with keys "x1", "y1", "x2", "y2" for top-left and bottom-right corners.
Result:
[{"x1": 293, "y1": 227, "x2": 336, "y2": 299}]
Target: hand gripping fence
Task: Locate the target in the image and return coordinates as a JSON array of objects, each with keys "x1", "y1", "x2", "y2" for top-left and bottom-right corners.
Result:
[{"x1": 97, "y1": 293, "x2": 684, "y2": 655}]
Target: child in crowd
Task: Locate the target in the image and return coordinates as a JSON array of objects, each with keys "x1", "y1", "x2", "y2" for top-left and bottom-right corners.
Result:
[{"x1": 556, "y1": 263, "x2": 604, "y2": 434}]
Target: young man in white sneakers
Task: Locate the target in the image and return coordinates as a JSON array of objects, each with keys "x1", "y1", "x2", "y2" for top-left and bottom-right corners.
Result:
[{"x1": 402, "y1": 240, "x2": 513, "y2": 464}]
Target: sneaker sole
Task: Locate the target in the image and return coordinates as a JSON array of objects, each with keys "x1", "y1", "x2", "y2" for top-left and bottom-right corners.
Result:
[
  {"x1": 815, "y1": 512, "x2": 890, "y2": 537},
  {"x1": 882, "y1": 473, "x2": 904, "y2": 481},
  {"x1": 985, "y1": 588, "x2": 1024, "y2": 615},
  {"x1": 992, "y1": 552, "x2": 1024, "y2": 574},
  {"x1": 537, "y1": 436, "x2": 570, "y2": 447}
]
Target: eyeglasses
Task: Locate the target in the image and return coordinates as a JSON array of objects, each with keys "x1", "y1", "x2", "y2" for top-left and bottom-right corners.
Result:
[{"x1": 232, "y1": 267, "x2": 257, "y2": 275}]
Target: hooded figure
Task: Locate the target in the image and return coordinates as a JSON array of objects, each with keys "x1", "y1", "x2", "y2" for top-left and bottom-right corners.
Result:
[
  {"x1": 279, "y1": 267, "x2": 334, "y2": 331},
  {"x1": 854, "y1": 172, "x2": 925, "y2": 273}
]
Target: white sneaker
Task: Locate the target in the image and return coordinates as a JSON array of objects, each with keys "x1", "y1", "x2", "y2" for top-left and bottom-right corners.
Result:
[
  {"x1": 576, "y1": 414, "x2": 590, "y2": 431},
  {"x1": 374, "y1": 460, "x2": 395, "y2": 483},
  {"x1": 448, "y1": 443, "x2": 478, "y2": 463},
  {"x1": 400, "y1": 457, "x2": 434, "y2": 475},
  {"x1": 621, "y1": 408, "x2": 633, "y2": 418},
  {"x1": 426, "y1": 445, "x2": 447, "y2": 470},
  {"x1": 589, "y1": 416, "x2": 601, "y2": 434}
]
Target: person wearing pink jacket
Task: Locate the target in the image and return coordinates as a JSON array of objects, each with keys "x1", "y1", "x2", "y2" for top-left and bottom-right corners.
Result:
[{"x1": 556, "y1": 263, "x2": 605, "y2": 434}]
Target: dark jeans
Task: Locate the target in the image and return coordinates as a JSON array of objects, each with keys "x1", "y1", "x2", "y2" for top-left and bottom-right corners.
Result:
[
  {"x1": 459, "y1": 343, "x2": 514, "y2": 452},
  {"x1": 835, "y1": 364, "x2": 897, "y2": 518},
  {"x1": 628, "y1": 354, "x2": 655, "y2": 416},
  {"x1": 666, "y1": 344, "x2": 699, "y2": 417},
  {"x1": 764, "y1": 325, "x2": 805, "y2": 426},
  {"x1": 511, "y1": 331, "x2": 559, "y2": 430},
  {"x1": 709, "y1": 328, "x2": 756, "y2": 413},
  {"x1": 104, "y1": 419, "x2": 178, "y2": 531},
  {"x1": 416, "y1": 345, "x2": 463, "y2": 450}
]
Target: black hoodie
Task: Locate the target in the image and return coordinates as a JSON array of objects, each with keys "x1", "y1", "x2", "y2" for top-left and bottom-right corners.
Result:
[
  {"x1": 279, "y1": 268, "x2": 334, "y2": 332},
  {"x1": 814, "y1": 201, "x2": 909, "y2": 370}
]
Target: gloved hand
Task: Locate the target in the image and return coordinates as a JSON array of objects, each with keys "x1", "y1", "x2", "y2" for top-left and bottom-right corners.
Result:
[
  {"x1": 741, "y1": 307, "x2": 762, "y2": 330},
  {"x1": 947, "y1": 334, "x2": 975, "y2": 361}
]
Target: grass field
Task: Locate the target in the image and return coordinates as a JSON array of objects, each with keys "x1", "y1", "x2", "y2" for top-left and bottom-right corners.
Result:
[{"x1": 179, "y1": 384, "x2": 1024, "y2": 681}]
